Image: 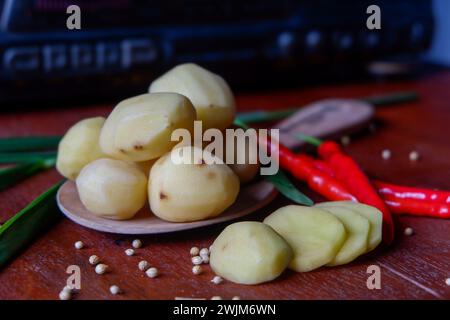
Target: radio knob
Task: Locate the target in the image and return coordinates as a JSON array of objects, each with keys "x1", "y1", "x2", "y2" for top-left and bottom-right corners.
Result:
[{"x1": 305, "y1": 30, "x2": 322, "y2": 50}]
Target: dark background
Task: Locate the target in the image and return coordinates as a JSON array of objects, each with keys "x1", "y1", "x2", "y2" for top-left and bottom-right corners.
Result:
[{"x1": 0, "y1": 0, "x2": 448, "y2": 106}]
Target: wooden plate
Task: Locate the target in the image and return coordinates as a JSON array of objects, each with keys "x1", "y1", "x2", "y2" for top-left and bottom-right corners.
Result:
[{"x1": 57, "y1": 180, "x2": 277, "y2": 234}]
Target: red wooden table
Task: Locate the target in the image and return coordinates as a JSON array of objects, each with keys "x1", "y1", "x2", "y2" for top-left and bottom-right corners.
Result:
[{"x1": 1, "y1": 71, "x2": 449, "y2": 300}]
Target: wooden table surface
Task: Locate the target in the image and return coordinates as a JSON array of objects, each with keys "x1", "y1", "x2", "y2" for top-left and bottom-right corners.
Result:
[{"x1": 1, "y1": 71, "x2": 450, "y2": 300}]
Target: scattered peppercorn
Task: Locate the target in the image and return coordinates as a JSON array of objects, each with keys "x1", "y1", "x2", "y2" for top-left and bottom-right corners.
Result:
[
  {"x1": 89, "y1": 255, "x2": 100, "y2": 265},
  {"x1": 95, "y1": 264, "x2": 108, "y2": 274},
  {"x1": 74, "y1": 241, "x2": 84, "y2": 249},
  {"x1": 190, "y1": 247, "x2": 199, "y2": 256},
  {"x1": 146, "y1": 267, "x2": 159, "y2": 278},
  {"x1": 132, "y1": 239, "x2": 142, "y2": 249},
  {"x1": 138, "y1": 260, "x2": 150, "y2": 271},
  {"x1": 199, "y1": 248, "x2": 209, "y2": 257},
  {"x1": 110, "y1": 285, "x2": 121, "y2": 295},
  {"x1": 404, "y1": 227, "x2": 414, "y2": 236},
  {"x1": 409, "y1": 151, "x2": 420, "y2": 162},
  {"x1": 192, "y1": 265, "x2": 203, "y2": 275},
  {"x1": 192, "y1": 256, "x2": 203, "y2": 265},
  {"x1": 211, "y1": 276, "x2": 223, "y2": 285},
  {"x1": 125, "y1": 248, "x2": 135, "y2": 256},
  {"x1": 63, "y1": 285, "x2": 74, "y2": 293},
  {"x1": 59, "y1": 290, "x2": 71, "y2": 300},
  {"x1": 382, "y1": 149, "x2": 391, "y2": 160}
]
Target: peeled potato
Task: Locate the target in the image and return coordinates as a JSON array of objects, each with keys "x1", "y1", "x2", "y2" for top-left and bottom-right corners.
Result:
[
  {"x1": 149, "y1": 63, "x2": 235, "y2": 130},
  {"x1": 76, "y1": 158, "x2": 147, "y2": 220},
  {"x1": 316, "y1": 205, "x2": 370, "y2": 266},
  {"x1": 223, "y1": 136, "x2": 260, "y2": 183},
  {"x1": 99, "y1": 93, "x2": 196, "y2": 162},
  {"x1": 264, "y1": 205, "x2": 347, "y2": 272},
  {"x1": 148, "y1": 146, "x2": 240, "y2": 222},
  {"x1": 317, "y1": 201, "x2": 382, "y2": 252},
  {"x1": 210, "y1": 221, "x2": 293, "y2": 285},
  {"x1": 56, "y1": 117, "x2": 106, "y2": 180}
]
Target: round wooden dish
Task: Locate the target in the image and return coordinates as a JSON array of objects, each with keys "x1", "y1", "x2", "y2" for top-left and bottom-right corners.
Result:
[{"x1": 57, "y1": 180, "x2": 277, "y2": 234}]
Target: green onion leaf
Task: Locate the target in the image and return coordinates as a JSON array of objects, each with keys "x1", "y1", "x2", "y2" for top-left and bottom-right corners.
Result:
[
  {"x1": 295, "y1": 133, "x2": 323, "y2": 146},
  {"x1": 0, "y1": 136, "x2": 61, "y2": 152},
  {"x1": 360, "y1": 91, "x2": 418, "y2": 107},
  {"x1": 237, "y1": 108, "x2": 298, "y2": 124},
  {"x1": 0, "y1": 181, "x2": 64, "y2": 268},
  {"x1": 0, "y1": 158, "x2": 56, "y2": 191},
  {"x1": 0, "y1": 151, "x2": 57, "y2": 164},
  {"x1": 233, "y1": 118, "x2": 250, "y2": 130},
  {"x1": 265, "y1": 170, "x2": 314, "y2": 206}
]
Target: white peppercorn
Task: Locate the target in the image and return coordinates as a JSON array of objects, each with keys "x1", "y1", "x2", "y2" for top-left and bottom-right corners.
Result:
[
  {"x1": 138, "y1": 260, "x2": 150, "y2": 271},
  {"x1": 89, "y1": 255, "x2": 100, "y2": 265},
  {"x1": 109, "y1": 285, "x2": 121, "y2": 295},
  {"x1": 132, "y1": 239, "x2": 142, "y2": 249},
  {"x1": 192, "y1": 265, "x2": 203, "y2": 275},
  {"x1": 146, "y1": 267, "x2": 159, "y2": 278},
  {"x1": 74, "y1": 241, "x2": 84, "y2": 249},
  {"x1": 95, "y1": 264, "x2": 108, "y2": 274},
  {"x1": 191, "y1": 256, "x2": 203, "y2": 265}
]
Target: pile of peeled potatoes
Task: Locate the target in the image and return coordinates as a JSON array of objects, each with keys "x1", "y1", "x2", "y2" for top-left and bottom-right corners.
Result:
[
  {"x1": 56, "y1": 63, "x2": 383, "y2": 286},
  {"x1": 57, "y1": 63, "x2": 259, "y2": 222}
]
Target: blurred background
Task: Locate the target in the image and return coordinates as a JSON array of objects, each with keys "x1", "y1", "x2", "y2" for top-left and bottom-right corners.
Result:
[{"x1": 0, "y1": 0, "x2": 448, "y2": 106}]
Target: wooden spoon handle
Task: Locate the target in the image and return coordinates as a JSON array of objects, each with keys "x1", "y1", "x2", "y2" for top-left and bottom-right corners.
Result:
[{"x1": 276, "y1": 99, "x2": 374, "y2": 149}]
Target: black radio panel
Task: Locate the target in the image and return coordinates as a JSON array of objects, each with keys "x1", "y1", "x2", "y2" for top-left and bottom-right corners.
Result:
[{"x1": 0, "y1": 0, "x2": 433, "y2": 105}]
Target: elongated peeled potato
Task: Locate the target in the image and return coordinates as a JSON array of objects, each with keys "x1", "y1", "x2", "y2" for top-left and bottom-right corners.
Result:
[
  {"x1": 210, "y1": 222, "x2": 293, "y2": 285},
  {"x1": 316, "y1": 201, "x2": 382, "y2": 252},
  {"x1": 76, "y1": 158, "x2": 147, "y2": 220},
  {"x1": 264, "y1": 205, "x2": 347, "y2": 272},
  {"x1": 148, "y1": 146, "x2": 240, "y2": 222},
  {"x1": 149, "y1": 63, "x2": 235, "y2": 130},
  {"x1": 99, "y1": 93, "x2": 196, "y2": 162},
  {"x1": 316, "y1": 206, "x2": 370, "y2": 266},
  {"x1": 56, "y1": 117, "x2": 106, "y2": 180}
]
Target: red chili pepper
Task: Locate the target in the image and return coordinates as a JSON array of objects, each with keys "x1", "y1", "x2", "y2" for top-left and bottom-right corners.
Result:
[
  {"x1": 310, "y1": 157, "x2": 450, "y2": 219},
  {"x1": 291, "y1": 155, "x2": 357, "y2": 202},
  {"x1": 384, "y1": 198, "x2": 450, "y2": 218},
  {"x1": 312, "y1": 159, "x2": 336, "y2": 177},
  {"x1": 262, "y1": 138, "x2": 356, "y2": 202},
  {"x1": 318, "y1": 141, "x2": 395, "y2": 245},
  {"x1": 374, "y1": 180, "x2": 450, "y2": 204}
]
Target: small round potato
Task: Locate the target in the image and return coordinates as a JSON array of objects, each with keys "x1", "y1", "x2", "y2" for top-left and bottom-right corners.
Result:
[
  {"x1": 210, "y1": 221, "x2": 293, "y2": 285},
  {"x1": 149, "y1": 63, "x2": 236, "y2": 130},
  {"x1": 76, "y1": 158, "x2": 147, "y2": 220},
  {"x1": 99, "y1": 93, "x2": 196, "y2": 162},
  {"x1": 148, "y1": 146, "x2": 240, "y2": 222},
  {"x1": 56, "y1": 117, "x2": 106, "y2": 180}
]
